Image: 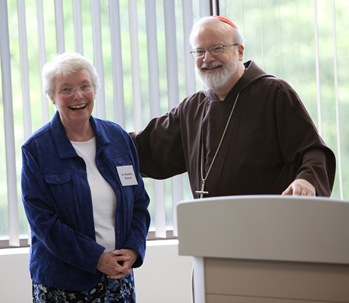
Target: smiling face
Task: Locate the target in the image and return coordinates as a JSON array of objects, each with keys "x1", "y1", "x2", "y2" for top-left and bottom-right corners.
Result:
[
  {"x1": 52, "y1": 69, "x2": 95, "y2": 129},
  {"x1": 191, "y1": 20, "x2": 244, "y2": 91}
]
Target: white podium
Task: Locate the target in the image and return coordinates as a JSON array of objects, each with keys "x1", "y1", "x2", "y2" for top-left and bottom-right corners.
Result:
[{"x1": 177, "y1": 195, "x2": 349, "y2": 303}]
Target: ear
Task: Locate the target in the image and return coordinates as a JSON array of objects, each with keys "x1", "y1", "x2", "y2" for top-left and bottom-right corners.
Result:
[
  {"x1": 49, "y1": 94, "x2": 56, "y2": 104},
  {"x1": 238, "y1": 44, "x2": 245, "y2": 61}
]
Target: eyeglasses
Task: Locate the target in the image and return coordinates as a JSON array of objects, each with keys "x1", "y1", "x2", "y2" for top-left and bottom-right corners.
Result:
[
  {"x1": 190, "y1": 43, "x2": 239, "y2": 59},
  {"x1": 56, "y1": 84, "x2": 93, "y2": 96}
]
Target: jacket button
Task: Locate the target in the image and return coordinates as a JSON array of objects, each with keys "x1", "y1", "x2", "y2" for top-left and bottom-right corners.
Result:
[{"x1": 56, "y1": 177, "x2": 61, "y2": 182}]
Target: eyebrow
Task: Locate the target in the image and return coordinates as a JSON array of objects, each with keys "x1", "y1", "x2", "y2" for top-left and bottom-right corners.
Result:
[{"x1": 57, "y1": 79, "x2": 91, "y2": 87}]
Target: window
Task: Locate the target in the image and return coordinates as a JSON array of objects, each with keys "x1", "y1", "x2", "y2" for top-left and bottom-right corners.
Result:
[
  {"x1": 1, "y1": 0, "x2": 348, "y2": 248},
  {"x1": 219, "y1": 0, "x2": 349, "y2": 199},
  {"x1": 0, "y1": 0, "x2": 208, "y2": 247}
]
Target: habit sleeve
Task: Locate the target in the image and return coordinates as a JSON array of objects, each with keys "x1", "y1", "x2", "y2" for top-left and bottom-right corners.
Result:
[
  {"x1": 130, "y1": 105, "x2": 187, "y2": 179},
  {"x1": 274, "y1": 82, "x2": 336, "y2": 196}
]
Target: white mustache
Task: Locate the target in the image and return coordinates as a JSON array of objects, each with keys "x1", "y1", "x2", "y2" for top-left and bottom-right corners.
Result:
[{"x1": 201, "y1": 61, "x2": 223, "y2": 69}]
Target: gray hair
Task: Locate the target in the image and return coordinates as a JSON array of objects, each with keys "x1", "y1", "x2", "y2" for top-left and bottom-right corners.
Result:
[
  {"x1": 42, "y1": 52, "x2": 100, "y2": 99},
  {"x1": 189, "y1": 16, "x2": 245, "y2": 47}
]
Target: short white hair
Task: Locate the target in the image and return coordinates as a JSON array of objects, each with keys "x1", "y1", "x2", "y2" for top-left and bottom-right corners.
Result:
[
  {"x1": 189, "y1": 16, "x2": 244, "y2": 47},
  {"x1": 42, "y1": 52, "x2": 100, "y2": 99}
]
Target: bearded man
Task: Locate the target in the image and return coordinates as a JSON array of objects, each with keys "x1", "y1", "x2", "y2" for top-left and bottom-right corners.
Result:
[{"x1": 130, "y1": 16, "x2": 336, "y2": 198}]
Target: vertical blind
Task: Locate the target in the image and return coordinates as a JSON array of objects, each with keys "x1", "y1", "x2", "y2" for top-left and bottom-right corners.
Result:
[
  {"x1": 1, "y1": 0, "x2": 20, "y2": 246},
  {"x1": 219, "y1": 0, "x2": 348, "y2": 199},
  {"x1": 1, "y1": 0, "x2": 348, "y2": 248},
  {"x1": 0, "y1": 0, "x2": 206, "y2": 247}
]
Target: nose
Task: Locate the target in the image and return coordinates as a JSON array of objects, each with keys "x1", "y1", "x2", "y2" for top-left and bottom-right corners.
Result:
[
  {"x1": 202, "y1": 50, "x2": 215, "y2": 62},
  {"x1": 72, "y1": 87, "x2": 83, "y2": 98}
]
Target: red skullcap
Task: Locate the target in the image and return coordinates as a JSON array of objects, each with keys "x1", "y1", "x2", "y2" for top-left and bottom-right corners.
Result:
[{"x1": 212, "y1": 16, "x2": 238, "y2": 29}]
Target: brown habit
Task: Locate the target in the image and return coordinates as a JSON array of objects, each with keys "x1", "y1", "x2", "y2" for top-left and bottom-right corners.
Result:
[{"x1": 132, "y1": 61, "x2": 336, "y2": 198}]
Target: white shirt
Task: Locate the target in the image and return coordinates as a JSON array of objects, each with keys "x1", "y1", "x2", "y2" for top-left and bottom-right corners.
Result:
[{"x1": 71, "y1": 137, "x2": 116, "y2": 252}]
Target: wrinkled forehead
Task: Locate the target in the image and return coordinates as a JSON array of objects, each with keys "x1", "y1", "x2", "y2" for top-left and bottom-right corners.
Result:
[
  {"x1": 191, "y1": 20, "x2": 234, "y2": 47},
  {"x1": 54, "y1": 69, "x2": 92, "y2": 86}
]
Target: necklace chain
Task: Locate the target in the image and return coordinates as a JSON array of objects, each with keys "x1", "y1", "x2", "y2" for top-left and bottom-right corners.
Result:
[{"x1": 197, "y1": 93, "x2": 240, "y2": 197}]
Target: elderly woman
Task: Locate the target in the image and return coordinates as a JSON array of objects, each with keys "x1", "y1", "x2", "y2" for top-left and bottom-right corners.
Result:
[{"x1": 21, "y1": 52, "x2": 150, "y2": 302}]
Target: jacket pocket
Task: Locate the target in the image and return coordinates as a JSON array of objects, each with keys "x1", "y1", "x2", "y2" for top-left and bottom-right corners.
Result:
[
  {"x1": 44, "y1": 173, "x2": 76, "y2": 212},
  {"x1": 45, "y1": 173, "x2": 72, "y2": 185}
]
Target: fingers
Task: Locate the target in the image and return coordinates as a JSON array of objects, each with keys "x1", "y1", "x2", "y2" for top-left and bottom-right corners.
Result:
[
  {"x1": 281, "y1": 186, "x2": 292, "y2": 196},
  {"x1": 106, "y1": 257, "x2": 132, "y2": 280},
  {"x1": 281, "y1": 179, "x2": 316, "y2": 196},
  {"x1": 96, "y1": 249, "x2": 138, "y2": 280},
  {"x1": 96, "y1": 252, "x2": 128, "y2": 277},
  {"x1": 107, "y1": 267, "x2": 132, "y2": 279},
  {"x1": 110, "y1": 249, "x2": 138, "y2": 266},
  {"x1": 102, "y1": 250, "x2": 136, "y2": 279}
]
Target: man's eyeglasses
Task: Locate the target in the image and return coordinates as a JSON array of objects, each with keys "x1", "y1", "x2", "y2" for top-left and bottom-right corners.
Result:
[
  {"x1": 56, "y1": 84, "x2": 93, "y2": 96},
  {"x1": 190, "y1": 43, "x2": 239, "y2": 59}
]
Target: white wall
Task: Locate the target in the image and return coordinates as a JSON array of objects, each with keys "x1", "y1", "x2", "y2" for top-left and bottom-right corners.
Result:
[{"x1": 0, "y1": 240, "x2": 193, "y2": 303}]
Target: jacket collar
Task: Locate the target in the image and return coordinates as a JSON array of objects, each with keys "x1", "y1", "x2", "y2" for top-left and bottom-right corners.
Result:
[{"x1": 50, "y1": 111, "x2": 110, "y2": 159}]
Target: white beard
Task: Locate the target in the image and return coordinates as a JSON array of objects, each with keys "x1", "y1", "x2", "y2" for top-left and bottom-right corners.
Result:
[{"x1": 197, "y1": 61, "x2": 232, "y2": 89}]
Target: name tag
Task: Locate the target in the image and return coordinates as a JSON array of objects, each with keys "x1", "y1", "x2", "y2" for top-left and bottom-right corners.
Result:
[{"x1": 116, "y1": 165, "x2": 138, "y2": 186}]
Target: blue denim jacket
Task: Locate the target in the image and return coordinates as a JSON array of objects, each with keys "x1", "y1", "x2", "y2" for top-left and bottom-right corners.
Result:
[{"x1": 21, "y1": 112, "x2": 150, "y2": 291}]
